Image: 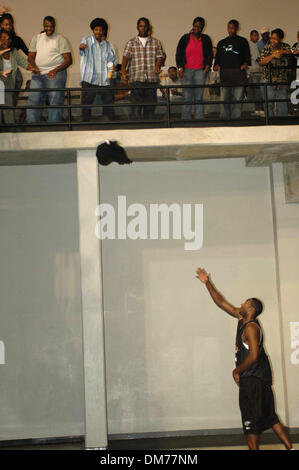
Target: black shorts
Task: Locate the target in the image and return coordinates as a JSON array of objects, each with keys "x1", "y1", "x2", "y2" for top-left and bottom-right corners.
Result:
[{"x1": 239, "y1": 376, "x2": 279, "y2": 435}]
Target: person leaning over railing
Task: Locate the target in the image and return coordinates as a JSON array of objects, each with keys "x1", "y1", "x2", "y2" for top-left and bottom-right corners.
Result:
[
  {"x1": 0, "y1": 28, "x2": 31, "y2": 125},
  {"x1": 165, "y1": 67, "x2": 182, "y2": 101},
  {"x1": 259, "y1": 29, "x2": 291, "y2": 117},
  {"x1": 157, "y1": 66, "x2": 183, "y2": 117},
  {"x1": 26, "y1": 16, "x2": 72, "y2": 124}
]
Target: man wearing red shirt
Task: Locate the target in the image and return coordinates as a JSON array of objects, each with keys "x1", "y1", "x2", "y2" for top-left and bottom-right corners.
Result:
[{"x1": 176, "y1": 17, "x2": 213, "y2": 120}]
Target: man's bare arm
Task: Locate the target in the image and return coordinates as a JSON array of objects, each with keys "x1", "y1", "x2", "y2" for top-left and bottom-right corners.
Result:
[
  {"x1": 259, "y1": 53, "x2": 276, "y2": 65},
  {"x1": 28, "y1": 52, "x2": 40, "y2": 74},
  {"x1": 154, "y1": 56, "x2": 163, "y2": 74},
  {"x1": 47, "y1": 52, "x2": 72, "y2": 79},
  {"x1": 53, "y1": 52, "x2": 72, "y2": 73},
  {"x1": 121, "y1": 56, "x2": 129, "y2": 81},
  {"x1": 259, "y1": 49, "x2": 289, "y2": 65},
  {"x1": 0, "y1": 5, "x2": 10, "y2": 15},
  {"x1": 196, "y1": 268, "x2": 242, "y2": 319}
]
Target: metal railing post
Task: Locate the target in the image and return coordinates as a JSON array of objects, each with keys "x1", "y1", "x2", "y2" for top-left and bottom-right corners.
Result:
[
  {"x1": 1, "y1": 71, "x2": 296, "y2": 131},
  {"x1": 263, "y1": 83, "x2": 269, "y2": 125},
  {"x1": 166, "y1": 87, "x2": 171, "y2": 128},
  {"x1": 67, "y1": 89, "x2": 72, "y2": 131}
]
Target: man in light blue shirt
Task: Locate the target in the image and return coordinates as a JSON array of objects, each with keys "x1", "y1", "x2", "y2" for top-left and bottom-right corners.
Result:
[
  {"x1": 257, "y1": 27, "x2": 270, "y2": 53},
  {"x1": 80, "y1": 18, "x2": 117, "y2": 121}
]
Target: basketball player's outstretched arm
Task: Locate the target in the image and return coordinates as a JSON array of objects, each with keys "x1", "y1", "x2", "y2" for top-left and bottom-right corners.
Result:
[{"x1": 196, "y1": 268, "x2": 242, "y2": 319}]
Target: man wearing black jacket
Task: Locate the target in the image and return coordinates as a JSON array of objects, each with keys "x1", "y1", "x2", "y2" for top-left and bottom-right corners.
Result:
[
  {"x1": 214, "y1": 20, "x2": 251, "y2": 120},
  {"x1": 176, "y1": 17, "x2": 213, "y2": 120}
]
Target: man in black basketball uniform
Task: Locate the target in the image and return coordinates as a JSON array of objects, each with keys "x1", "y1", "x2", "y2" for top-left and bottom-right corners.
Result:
[{"x1": 196, "y1": 267, "x2": 294, "y2": 450}]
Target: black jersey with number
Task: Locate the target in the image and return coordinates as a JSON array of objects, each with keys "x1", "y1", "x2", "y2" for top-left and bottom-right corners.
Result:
[{"x1": 235, "y1": 319, "x2": 273, "y2": 385}]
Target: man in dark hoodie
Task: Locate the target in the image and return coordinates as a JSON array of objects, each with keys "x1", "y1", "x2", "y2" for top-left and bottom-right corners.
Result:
[{"x1": 176, "y1": 17, "x2": 213, "y2": 120}]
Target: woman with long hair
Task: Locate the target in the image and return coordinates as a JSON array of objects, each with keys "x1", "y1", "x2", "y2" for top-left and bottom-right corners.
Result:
[
  {"x1": 0, "y1": 13, "x2": 28, "y2": 108},
  {"x1": 0, "y1": 28, "x2": 30, "y2": 125}
]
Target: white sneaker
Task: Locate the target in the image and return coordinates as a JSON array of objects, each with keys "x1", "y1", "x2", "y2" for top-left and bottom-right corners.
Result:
[{"x1": 259, "y1": 110, "x2": 265, "y2": 116}]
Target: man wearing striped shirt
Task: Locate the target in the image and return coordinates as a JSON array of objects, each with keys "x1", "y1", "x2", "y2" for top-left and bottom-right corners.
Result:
[{"x1": 80, "y1": 18, "x2": 117, "y2": 122}]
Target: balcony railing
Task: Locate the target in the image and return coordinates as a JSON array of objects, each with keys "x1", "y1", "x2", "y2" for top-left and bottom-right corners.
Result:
[{"x1": 1, "y1": 68, "x2": 298, "y2": 132}]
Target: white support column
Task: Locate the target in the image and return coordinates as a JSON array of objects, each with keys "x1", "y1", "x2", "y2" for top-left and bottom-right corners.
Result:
[{"x1": 76, "y1": 150, "x2": 108, "y2": 449}]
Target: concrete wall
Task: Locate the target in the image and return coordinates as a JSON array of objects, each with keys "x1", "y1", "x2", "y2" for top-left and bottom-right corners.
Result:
[
  {"x1": 6, "y1": 0, "x2": 299, "y2": 86},
  {"x1": 271, "y1": 163, "x2": 299, "y2": 428},
  {"x1": 100, "y1": 159, "x2": 286, "y2": 434},
  {"x1": 0, "y1": 164, "x2": 85, "y2": 440},
  {"x1": 1, "y1": 157, "x2": 298, "y2": 440}
]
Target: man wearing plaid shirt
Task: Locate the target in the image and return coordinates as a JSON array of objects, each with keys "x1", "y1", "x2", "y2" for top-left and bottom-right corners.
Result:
[{"x1": 121, "y1": 17, "x2": 164, "y2": 120}]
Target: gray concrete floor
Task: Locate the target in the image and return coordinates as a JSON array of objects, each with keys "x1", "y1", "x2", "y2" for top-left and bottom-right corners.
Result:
[
  {"x1": 0, "y1": 443, "x2": 298, "y2": 450},
  {"x1": 0, "y1": 435, "x2": 298, "y2": 450}
]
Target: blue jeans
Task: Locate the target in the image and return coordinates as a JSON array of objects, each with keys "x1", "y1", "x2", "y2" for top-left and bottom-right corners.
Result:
[
  {"x1": 182, "y1": 68, "x2": 206, "y2": 119},
  {"x1": 248, "y1": 72, "x2": 263, "y2": 111},
  {"x1": 220, "y1": 86, "x2": 244, "y2": 119},
  {"x1": 27, "y1": 69, "x2": 67, "y2": 123},
  {"x1": 263, "y1": 82, "x2": 288, "y2": 117}
]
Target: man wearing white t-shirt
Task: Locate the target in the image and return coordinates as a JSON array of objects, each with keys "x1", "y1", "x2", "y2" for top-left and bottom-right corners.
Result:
[
  {"x1": 27, "y1": 16, "x2": 72, "y2": 123},
  {"x1": 248, "y1": 30, "x2": 264, "y2": 116}
]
